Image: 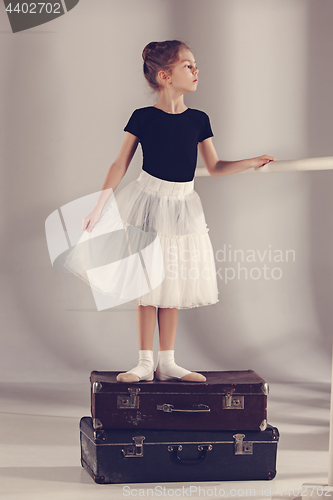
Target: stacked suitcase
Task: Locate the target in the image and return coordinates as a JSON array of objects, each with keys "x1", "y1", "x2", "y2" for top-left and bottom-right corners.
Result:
[{"x1": 80, "y1": 370, "x2": 279, "y2": 484}]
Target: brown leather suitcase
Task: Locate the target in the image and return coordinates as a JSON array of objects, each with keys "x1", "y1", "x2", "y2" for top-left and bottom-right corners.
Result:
[{"x1": 90, "y1": 369, "x2": 268, "y2": 431}]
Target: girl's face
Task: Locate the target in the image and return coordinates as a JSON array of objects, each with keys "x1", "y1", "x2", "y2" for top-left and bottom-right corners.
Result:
[{"x1": 168, "y1": 49, "x2": 199, "y2": 94}]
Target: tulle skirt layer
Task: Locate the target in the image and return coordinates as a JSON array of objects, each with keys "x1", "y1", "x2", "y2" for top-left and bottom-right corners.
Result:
[{"x1": 64, "y1": 169, "x2": 219, "y2": 309}]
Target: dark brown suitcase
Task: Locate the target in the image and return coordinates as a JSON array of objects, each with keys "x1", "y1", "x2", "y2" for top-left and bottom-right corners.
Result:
[
  {"x1": 80, "y1": 416, "x2": 279, "y2": 484},
  {"x1": 90, "y1": 369, "x2": 268, "y2": 431}
]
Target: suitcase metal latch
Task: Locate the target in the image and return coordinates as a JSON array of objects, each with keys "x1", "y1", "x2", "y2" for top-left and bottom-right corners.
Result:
[
  {"x1": 122, "y1": 436, "x2": 145, "y2": 458},
  {"x1": 117, "y1": 387, "x2": 140, "y2": 409},
  {"x1": 233, "y1": 433, "x2": 253, "y2": 455},
  {"x1": 223, "y1": 388, "x2": 244, "y2": 410}
]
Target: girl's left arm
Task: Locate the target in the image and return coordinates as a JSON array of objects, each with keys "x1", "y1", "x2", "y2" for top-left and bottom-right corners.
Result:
[{"x1": 198, "y1": 138, "x2": 276, "y2": 177}]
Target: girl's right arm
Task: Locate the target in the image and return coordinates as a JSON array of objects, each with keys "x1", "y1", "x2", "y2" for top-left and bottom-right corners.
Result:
[{"x1": 83, "y1": 132, "x2": 139, "y2": 232}]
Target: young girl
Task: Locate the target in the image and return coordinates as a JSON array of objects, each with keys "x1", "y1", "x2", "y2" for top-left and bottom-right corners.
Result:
[{"x1": 68, "y1": 40, "x2": 275, "y2": 384}]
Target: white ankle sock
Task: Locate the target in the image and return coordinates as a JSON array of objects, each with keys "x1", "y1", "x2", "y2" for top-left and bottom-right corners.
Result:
[
  {"x1": 156, "y1": 350, "x2": 191, "y2": 379},
  {"x1": 126, "y1": 350, "x2": 154, "y2": 380}
]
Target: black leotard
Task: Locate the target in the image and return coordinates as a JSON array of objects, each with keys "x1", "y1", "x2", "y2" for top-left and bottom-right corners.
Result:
[{"x1": 124, "y1": 106, "x2": 213, "y2": 182}]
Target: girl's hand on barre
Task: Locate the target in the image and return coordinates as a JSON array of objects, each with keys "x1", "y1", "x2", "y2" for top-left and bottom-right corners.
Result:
[
  {"x1": 82, "y1": 207, "x2": 103, "y2": 232},
  {"x1": 252, "y1": 155, "x2": 276, "y2": 170}
]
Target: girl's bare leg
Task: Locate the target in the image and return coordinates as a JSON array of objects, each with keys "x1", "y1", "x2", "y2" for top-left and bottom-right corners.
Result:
[
  {"x1": 156, "y1": 307, "x2": 206, "y2": 382},
  {"x1": 116, "y1": 304, "x2": 156, "y2": 382},
  {"x1": 157, "y1": 307, "x2": 178, "y2": 350},
  {"x1": 137, "y1": 305, "x2": 157, "y2": 350}
]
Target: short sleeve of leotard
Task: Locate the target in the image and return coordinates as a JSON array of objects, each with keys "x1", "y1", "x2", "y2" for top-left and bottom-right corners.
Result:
[
  {"x1": 124, "y1": 109, "x2": 141, "y2": 140},
  {"x1": 198, "y1": 113, "x2": 214, "y2": 143}
]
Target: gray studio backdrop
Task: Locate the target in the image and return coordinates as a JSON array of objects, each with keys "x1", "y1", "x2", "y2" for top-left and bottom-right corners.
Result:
[{"x1": 1, "y1": 0, "x2": 333, "y2": 383}]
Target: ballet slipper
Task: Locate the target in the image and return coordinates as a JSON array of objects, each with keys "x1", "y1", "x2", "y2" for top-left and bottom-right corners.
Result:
[
  {"x1": 155, "y1": 350, "x2": 206, "y2": 382},
  {"x1": 116, "y1": 350, "x2": 154, "y2": 383},
  {"x1": 180, "y1": 372, "x2": 206, "y2": 382},
  {"x1": 155, "y1": 369, "x2": 206, "y2": 382},
  {"x1": 116, "y1": 372, "x2": 140, "y2": 383},
  {"x1": 116, "y1": 371, "x2": 154, "y2": 383}
]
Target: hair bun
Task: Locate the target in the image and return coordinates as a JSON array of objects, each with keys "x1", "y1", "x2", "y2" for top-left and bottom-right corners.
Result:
[{"x1": 142, "y1": 41, "x2": 158, "y2": 61}]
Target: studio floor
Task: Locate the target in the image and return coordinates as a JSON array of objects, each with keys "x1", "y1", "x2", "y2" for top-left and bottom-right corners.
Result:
[{"x1": 0, "y1": 379, "x2": 331, "y2": 500}]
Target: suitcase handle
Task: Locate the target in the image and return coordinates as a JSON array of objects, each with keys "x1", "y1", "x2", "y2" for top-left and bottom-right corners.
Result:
[
  {"x1": 168, "y1": 444, "x2": 213, "y2": 465},
  {"x1": 157, "y1": 404, "x2": 210, "y2": 413}
]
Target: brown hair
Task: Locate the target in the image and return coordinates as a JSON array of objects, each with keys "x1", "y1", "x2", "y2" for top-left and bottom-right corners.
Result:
[{"x1": 142, "y1": 40, "x2": 191, "y2": 91}]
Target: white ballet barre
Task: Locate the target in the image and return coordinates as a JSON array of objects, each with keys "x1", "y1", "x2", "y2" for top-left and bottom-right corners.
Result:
[
  {"x1": 198, "y1": 155, "x2": 333, "y2": 500},
  {"x1": 195, "y1": 156, "x2": 333, "y2": 176}
]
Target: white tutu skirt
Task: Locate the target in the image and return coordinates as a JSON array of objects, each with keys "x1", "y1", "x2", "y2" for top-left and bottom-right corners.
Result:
[{"x1": 64, "y1": 169, "x2": 219, "y2": 309}]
